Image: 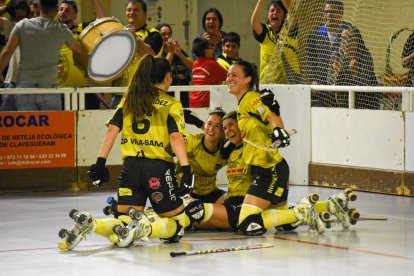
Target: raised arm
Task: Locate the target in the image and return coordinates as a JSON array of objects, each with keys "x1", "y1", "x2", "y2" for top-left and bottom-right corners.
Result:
[
  {"x1": 0, "y1": 34, "x2": 19, "y2": 82},
  {"x1": 251, "y1": 0, "x2": 265, "y2": 35}
]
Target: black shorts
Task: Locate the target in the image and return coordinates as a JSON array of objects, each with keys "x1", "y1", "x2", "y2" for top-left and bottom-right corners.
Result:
[
  {"x1": 117, "y1": 157, "x2": 183, "y2": 214},
  {"x1": 224, "y1": 196, "x2": 244, "y2": 231},
  {"x1": 247, "y1": 159, "x2": 289, "y2": 205},
  {"x1": 190, "y1": 188, "x2": 226, "y2": 203}
]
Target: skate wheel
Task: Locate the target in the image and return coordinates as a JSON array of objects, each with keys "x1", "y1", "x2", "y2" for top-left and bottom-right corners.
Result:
[
  {"x1": 113, "y1": 224, "x2": 123, "y2": 234},
  {"x1": 67, "y1": 233, "x2": 77, "y2": 244},
  {"x1": 107, "y1": 196, "x2": 116, "y2": 204},
  {"x1": 349, "y1": 207, "x2": 360, "y2": 220},
  {"x1": 344, "y1": 189, "x2": 357, "y2": 201},
  {"x1": 320, "y1": 211, "x2": 331, "y2": 222},
  {"x1": 350, "y1": 218, "x2": 357, "y2": 225},
  {"x1": 69, "y1": 209, "x2": 78, "y2": 219},
  {"x1": 103, "y1": 206, "x2": 112, "y2": 216},
  {"x1": 58, "y1": 228, "x2": 69, "y2": 238},
  {"x1": 308, "y1": 193, "x2": 319, "y2": 204},
  {"x1": 76, "y1": 213, "x2": 88, "y2": 225},
  {"x1": 325, "y1": 221, "x2": 332, "y2": 229},
  {"x1": 120, "y1": 227, "x2": 130, "y2": 238}
]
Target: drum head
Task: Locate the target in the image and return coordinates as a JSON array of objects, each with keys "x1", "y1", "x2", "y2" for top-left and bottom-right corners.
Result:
[{"x1": 88, "y1": 30, "x2": 136, "y2": 82}]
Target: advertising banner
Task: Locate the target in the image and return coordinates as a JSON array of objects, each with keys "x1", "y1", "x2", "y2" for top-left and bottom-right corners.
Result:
[{"x1": 0, "y1": 111, "x2": 76, "y2": 169}]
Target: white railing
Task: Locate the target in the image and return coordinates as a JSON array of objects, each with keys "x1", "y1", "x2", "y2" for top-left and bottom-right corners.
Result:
[{"x1": 1, "y1": 85, "x2": 414, "y2": 111}]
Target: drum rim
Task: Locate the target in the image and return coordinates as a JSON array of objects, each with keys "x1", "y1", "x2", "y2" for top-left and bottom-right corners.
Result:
[
  {"x1": 87, "y1": 30, "x2": 137, "y2": 83},
  {"x1": 79, "y1": 17, "x2": 123, "y2": 39}
]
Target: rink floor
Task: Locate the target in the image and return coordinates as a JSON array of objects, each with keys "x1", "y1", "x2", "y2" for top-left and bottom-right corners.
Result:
[{"x1": 0, "y1": 185, "x2": 413, "y2": 276}]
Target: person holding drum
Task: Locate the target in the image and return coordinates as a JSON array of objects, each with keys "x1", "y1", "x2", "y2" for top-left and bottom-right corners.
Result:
[
  {"x1": 110, "y1": 0, "x2": 163, "y2": 109},
  {"x1": 0, "y1": 0, "x2": 81, "y2": 111},
  {"x1": 57, "y1": 0, "x2": 105, "y2": 109}
]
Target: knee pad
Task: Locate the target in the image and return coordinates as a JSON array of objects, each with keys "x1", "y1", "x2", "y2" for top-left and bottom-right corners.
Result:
[
  {"x1": 160, "y1": 221, "x2": 184, "y2": 243},
  {"x1": 184, "y1": 198, "x2": 205, "y2": 224},
  {"x1": 239, "y1": 214, "x2": 267, "y2": 236}
]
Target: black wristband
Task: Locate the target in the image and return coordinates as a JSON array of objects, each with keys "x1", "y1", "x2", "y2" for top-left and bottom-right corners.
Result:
[
  {"x1": 96, "y1": 157, "x2": 107, "y2": 167},
  {"x1": 194, "y1": 118, "x2": 204, "y2": 129},
  {"x1": 181, "y1": 165, "x2": 191, "y2": 175}
]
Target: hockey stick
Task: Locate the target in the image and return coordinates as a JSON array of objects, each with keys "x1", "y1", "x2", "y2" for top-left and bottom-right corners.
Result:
[
  {"x1": 170, "y1": 243, "x2": 274, "y2": 257},
  {"x1": 357, "y1": 216, "x2": 388, "y2": 221},
  {"x1": 243, "y1": 129, "x2": 297, "y2": 151}
]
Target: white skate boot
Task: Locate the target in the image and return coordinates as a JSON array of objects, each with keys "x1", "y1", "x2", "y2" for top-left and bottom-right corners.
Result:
[
  {"x1": 109, "y1": 207, "x2": 151, "y2": 248},
  {"x1": 58, "y1": 209, "x2": 96, "y2": 251},
  {"x1": 292, "y1": 194, "x2": 327, "y2": 234},
  {"x1": 327, "y1": 188, "x2": 358, "y2": 228}
]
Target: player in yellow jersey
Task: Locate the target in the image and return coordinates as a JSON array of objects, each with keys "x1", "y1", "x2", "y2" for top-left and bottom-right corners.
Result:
[
  {"x1": 226, "y1": 60, "x2": 327, "y2": 236},
  {"x1": 177, "y1": 107, "x2": 228, "y2": 204},
  {"x1": 58, "y1": 56, "x2": 213, "y2": 250}
]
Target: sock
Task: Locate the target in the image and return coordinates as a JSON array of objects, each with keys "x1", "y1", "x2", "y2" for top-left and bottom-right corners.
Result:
[
  {"x1": 238, "y1": 204, "x2": 262, "y2": 225},
  {"x1": 171, "y1": 210, "x2": 191, "y2": 229},
  {"x1": 201, "y1": 203, "x2": 214, "y2": 222},
  {"x1": 261, "y1": 209, "x2": 297, "y2": 228},
  {"x1": 94, "y1": 217, "x2": 130, "y2": 238},
  {"x1": 148, "y1": 217, "x2": 176, "y2": 239},
  {"x1": 314, "y1": 201, "x2": 328, "y2": 213}
]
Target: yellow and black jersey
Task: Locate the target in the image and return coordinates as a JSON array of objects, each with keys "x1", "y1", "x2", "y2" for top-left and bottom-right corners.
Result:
[
  {"x1": 226, "y1": 144, "x2": 251, "y2": 198},
  {"x1": 237, "y1": 90, "x2": 283, "y2": 168},
  {"x1": 254, "y1": 23, "x2": 299, "y2": 84},
  {"x1": 216, "y1": 53, "x2": 241, "y2": 71},
  {"x1": 113, "y1": 24, "x2": 163, "y2": 87},
  {"x1": 107, "y1": 91, "x2": 186, "y2": 163},
  {"x1": 177, "y1": 133, "x2": 227, "y2": 196}
]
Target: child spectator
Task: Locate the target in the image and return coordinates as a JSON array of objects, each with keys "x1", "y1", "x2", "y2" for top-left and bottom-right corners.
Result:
[
  {"x1": 190, "y1": 37, "x2": 227, "y2": 108},
  {"x1": 217, "y1": 31, "x2": 242, "y2": 71}
]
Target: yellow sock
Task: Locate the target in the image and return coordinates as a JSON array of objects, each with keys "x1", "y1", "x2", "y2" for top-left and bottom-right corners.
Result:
[
  {"x1": 261, "y1": 209, "x2": 297, "y2": 228},
  {"x1": 314, "y1": 201, "x2": 328, "y2": 213},
  {"x1": 171, "y1": 210, "x2": 191, "y2": 229},
  {"x1": 148, "y1": 217, "x2": 177, "y2": 239},
  {"x1": 201, "y1": 203, "x2": 214, "y2": 222},
  {"x1": 94, "y1": 217, "x2": 130, "y2": 238},
  {"x1": 238, "y1": 204, "x2": 262, "y2": 225}
]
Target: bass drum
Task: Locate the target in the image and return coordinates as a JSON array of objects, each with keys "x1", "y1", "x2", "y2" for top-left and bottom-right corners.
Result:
[
  {"x1": 58, "y1": 46, "x2": 89, "y2": 87},
  {"x1": 74, "y1": 17, "x2": 137, "y2": 83}
]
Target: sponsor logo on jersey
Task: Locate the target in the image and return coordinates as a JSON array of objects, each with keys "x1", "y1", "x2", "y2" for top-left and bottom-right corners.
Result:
[
  {"x1": 119, "y1": 188, "x2": 132, "y2": 196},
  {"x1": 151, "y1": 192, "x2": 163, "y2": 203},
  {"x1": 165, "y1": 169, "x2": 177, "y2": 201},
  {"x1": 149, "y1": 177, "x2": 161, "y2": 190},
  {"x1": 257, "y1": 105, "x2": 266, "y2": 116},
  {"x1": 130, "y1": 138, "x2": 164, "y2": 147}
]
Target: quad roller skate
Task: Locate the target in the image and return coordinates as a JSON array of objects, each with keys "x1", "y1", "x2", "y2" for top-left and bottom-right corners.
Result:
[
  {"x1": 327, "y1": 188, "x2": 358, "y2": 228},
  {"x1": 109, "y1": 207, "x2": 151, "y2": 248},
  {"x1": 103, "y1": 196, "x2": 119, "y2": 218},
  {"x1": 292, "y1": 193, "x2": 330, "y2": 234},
  {"x1": 58, "y1": 209, "x2": 96, "y2": 251}
]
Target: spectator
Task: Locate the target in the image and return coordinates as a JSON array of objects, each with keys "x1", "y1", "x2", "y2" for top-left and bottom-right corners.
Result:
[
  {"x1": 328, "y1": 27, "x2": 379, "y2": 108},
  {"x1": 217, "y1": 31, "x2": 242, "y2": 71},
  {"x1": 190, "y1": 37, "x2": 227, "y2": 108},
  {"x1": 251, "y1": 0, "x2": 298, "y2": 84},
  {"x1": 402, "y1": 29, "x2": 414, "y2": 87},
  {"x1": 110, "y1": 0, "x2": 163, "y2": 109},
  {"x1": 194, "y1": 8, "x2": 225, "y2": 60},
  {"x1": 0, "y1": 0, "x2": 81, "y2": 111},
  {"x1": 57, "y1": 0, "x2": 105, "y2": 110},
  {"x1": 307, "y1": 0, "x2": 354, "y2": 106},
  {"x1": 156, "y1": 23, "x2": 192, "y2": 107},
  {"x1": 0, "y1": 0, "x2": 30, "y2": 111}
]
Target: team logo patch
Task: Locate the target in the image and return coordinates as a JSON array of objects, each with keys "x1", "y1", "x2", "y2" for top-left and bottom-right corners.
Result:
[
  {"x1": 119, "y1": 188, "x2": 132, "y2": 196},
  {"x1": 149, "y1": 177, "x2": 161, "y2": 189},
  {"x1": 257, "y1": 105, "x2": 266, "y2": 116},
  {"x1": 151, "y1": 192, "x2": 163, "y2": 203}
]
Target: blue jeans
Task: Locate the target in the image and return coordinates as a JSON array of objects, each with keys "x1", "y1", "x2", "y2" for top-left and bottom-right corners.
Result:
[
  {"x1": 15, "y1": 82, "x2": 61, "y2": 111},
  {"x1": 1, "y1": 82, "x2": 17, "y2": 111}
]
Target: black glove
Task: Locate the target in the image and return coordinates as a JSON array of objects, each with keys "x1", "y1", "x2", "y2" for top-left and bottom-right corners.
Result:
[
  {"x1": 183, "y1": 109, "x2": 204, "y2": 128},
  {"x1": 87, "y1": 157, "x2": 110, "y2": 186},
  {"x1": 260, "y1": 89, "x2": 281, "y2": 116},
  {"x1": 178, "y1": 165, "x2": 194, "y2": 197},
  {"x1": 220, "y1": 139, "x2": 236, "y2": 159},
  {"x1": 271, "y1": 127, "x2": 291, "y2": 148}
]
